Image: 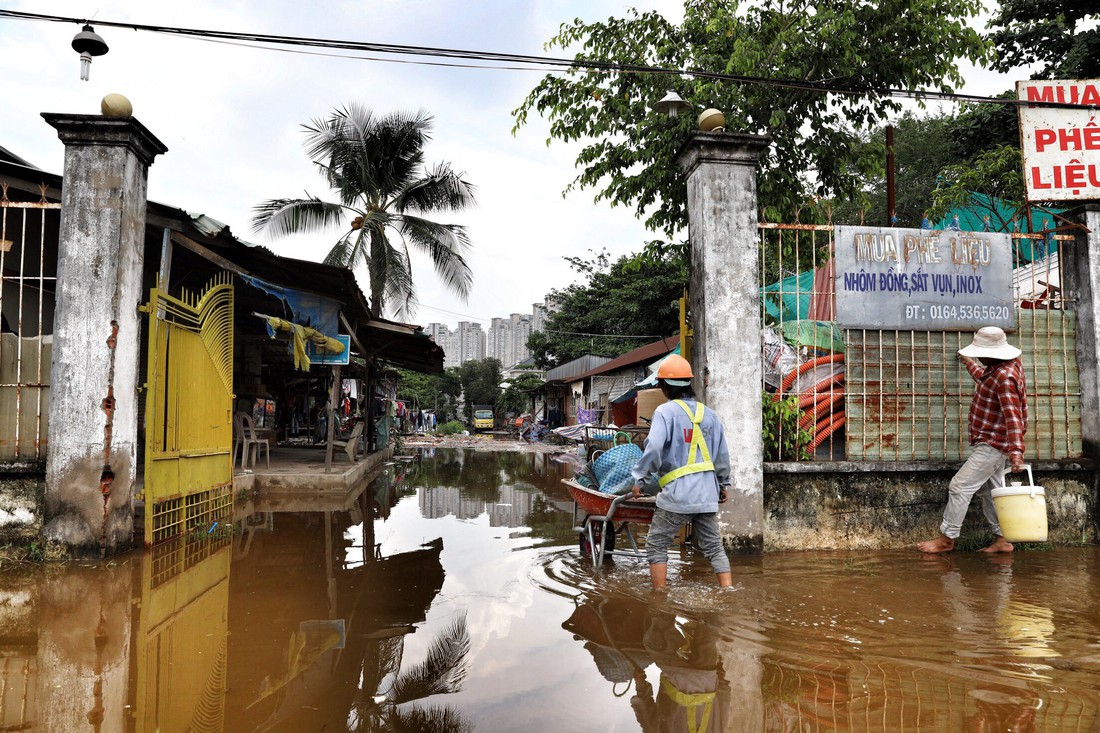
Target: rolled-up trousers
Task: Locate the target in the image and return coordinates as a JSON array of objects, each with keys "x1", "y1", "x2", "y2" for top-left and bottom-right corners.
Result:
[{"x1": 939, "y1": 443, "x2": 1006, "y2": 539}]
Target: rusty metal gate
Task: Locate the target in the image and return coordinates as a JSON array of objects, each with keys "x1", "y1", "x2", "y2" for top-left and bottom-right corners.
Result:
[
  {"x1": 759, "y1": 223, "x2": 1081, "y2": 462},
  {"x1": 0, "y1": 186, "x2": 58, "y2": 462},
  {"x1": 141, "y1": 274, "x2": 234, "y2": 545}
]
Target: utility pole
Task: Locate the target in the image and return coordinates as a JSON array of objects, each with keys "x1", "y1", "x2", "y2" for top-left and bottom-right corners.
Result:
[{"x1": 886, "y1": 125, "x2": 896, "y2": 226}]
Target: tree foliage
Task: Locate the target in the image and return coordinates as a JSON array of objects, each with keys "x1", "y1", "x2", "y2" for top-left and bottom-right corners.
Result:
[
  {"x1": 929, "y1": 145, "x2": 1028, "y2": 227},
  {"x1": 988, "y1": 0, "x2": 1100, "y2": 79},
  {"x1": 899, "y1": 2, "x2": 1100, "y2": 227},
  {"x1": 946, "y1": 94, "x2": 1021, "y2": 161},
  {"x1": 396, "y1": 368, "x2": 461, "y2": 422},
  {"x1": 252, "y1": 104, "x2": 476, "y2": 319},
  {"x1": 762, "y1": 394, "x2": 812, "y2": 461},
  {"x1": 513, "y1": 0, "x2": 989, "y2": 236},
  {"x1": 456, "y1": 358, "x2": 503, "y2": 421},
  {"x1": 499, "y1": 371, "x2": 544, "y2": 417},
  {"x1": 527, "y1": 249, "x2": 685, "y2": 369},
  {"x1": 830, "y1": 112, "x2": 955, "y2": 228}
]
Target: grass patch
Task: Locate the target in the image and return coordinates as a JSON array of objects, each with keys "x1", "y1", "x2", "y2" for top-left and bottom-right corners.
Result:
[
  {"x1": 186, "y1": 521, "x2": 239, "y2": 542},
  {"x1": 0, "y1": 540, "x2": 69, "y2": 565},
  {"x1": 955, "y1": 530, "x2": 1055, "y2": 552}
]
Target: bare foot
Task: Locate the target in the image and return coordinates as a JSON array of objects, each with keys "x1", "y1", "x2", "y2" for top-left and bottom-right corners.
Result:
[
  {"x1": 978, "y1": 536, "x2": 1014, "y2": 553},
  {"x1": 917, "y1": 535, "x2": 956, "y2": 554}
]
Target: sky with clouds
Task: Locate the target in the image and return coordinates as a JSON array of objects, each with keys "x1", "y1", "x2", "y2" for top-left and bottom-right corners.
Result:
[{"x1": 1, "y1": 1, "x2": 1022, "y2": 330}]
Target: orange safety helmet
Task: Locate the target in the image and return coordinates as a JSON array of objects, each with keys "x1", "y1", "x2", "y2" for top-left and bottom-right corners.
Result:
[{"x1": 656, "y1": 354, "x2": 694, "y2": 385}]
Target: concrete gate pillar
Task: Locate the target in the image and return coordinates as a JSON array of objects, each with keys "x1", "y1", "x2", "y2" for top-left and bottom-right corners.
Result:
[
  {"x1": 1064, "y1": 203, "x2": 1100, "y2": 458},
  {"x1": 677, "y1": 132, "x2": 770, "y2": 554},
  {"x1": 41, "y1": 113, "x2": 167, "y2": 557}
]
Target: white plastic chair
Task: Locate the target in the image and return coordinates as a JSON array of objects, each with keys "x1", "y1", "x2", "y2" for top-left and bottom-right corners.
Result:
[
  {"x1": 239, "y1": 412, "x2": 270, "y2": 469},
  {"x1": 333, "y1": 421, "x2": 365, "y2": 463}
]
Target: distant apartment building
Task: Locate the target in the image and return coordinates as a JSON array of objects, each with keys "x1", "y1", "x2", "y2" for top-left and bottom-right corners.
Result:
[
  {"x1": 446, "y1": 321, "x2": 486, "y2": 367},
  {"x1": 509, "y1": 313, "x2": 531, "y2": 367},
  {"x1": 531, "y1": 301, "x2": 549, "y2": 333},
  {"x1": 487, "y1": 317, "x2": 508, "y2": 365},
  {"x1": 426, "y1": 322, "x2": 451, "y2": 347},
  {"x1": 429, "y1": 300, "x2": 549, "y2": 368},
  {"x1": 487, "y1": 313, "x2": 533, "y2": 369}
]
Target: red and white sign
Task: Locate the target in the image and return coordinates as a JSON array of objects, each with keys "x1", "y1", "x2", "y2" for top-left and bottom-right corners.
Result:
[{"x1": 1017, "y1": 79, "x2": 1100, "y2": 202}]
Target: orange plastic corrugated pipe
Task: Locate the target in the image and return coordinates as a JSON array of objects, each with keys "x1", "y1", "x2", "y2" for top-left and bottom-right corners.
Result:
[{"x1": 774, "y1": 352, "x2": 845, "y2": 400}]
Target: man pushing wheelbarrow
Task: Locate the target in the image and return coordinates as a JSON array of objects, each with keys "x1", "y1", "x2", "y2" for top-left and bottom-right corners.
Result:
[{"x1": 630, "y1": 355, "x2": 733, "y2": 591}]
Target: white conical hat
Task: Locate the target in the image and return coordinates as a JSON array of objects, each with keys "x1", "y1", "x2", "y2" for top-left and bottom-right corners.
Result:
[{"x1": 958, "y1": 326, "x2": 1021, "y2": 360}]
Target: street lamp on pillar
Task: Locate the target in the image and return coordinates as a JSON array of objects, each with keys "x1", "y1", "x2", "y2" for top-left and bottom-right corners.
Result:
[
  {"x1": 653, "y1": 91, "x2": 692, "y2": 119},
  {"x1": 71, "y1": 24, "x2": 108, "y2": 81}
]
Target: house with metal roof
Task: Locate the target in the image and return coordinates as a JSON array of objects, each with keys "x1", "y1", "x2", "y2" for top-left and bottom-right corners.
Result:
[
  {"x1": 0, "y1": 127, "x2": 443, "y2": 552},
  {"x1": 559, "y1": 336, "x2": 679, "y2": 426}
]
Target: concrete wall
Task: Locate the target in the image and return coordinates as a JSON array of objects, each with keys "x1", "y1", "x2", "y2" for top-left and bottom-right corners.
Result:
[
  {"x1": 1064, "y1": 204, "x2": 1100, "y2": 458},
  {"x1": 764, "y1": 462, "x2": 1097, "y2": 550}
]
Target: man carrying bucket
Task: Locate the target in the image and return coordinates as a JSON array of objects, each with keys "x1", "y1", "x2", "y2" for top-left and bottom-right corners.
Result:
[
  {"x1": 918, "y1": 326, "x2": 1028, "y2": 554},
  {"x1": 630, "y1": 354, "x2": 733, "y2": 590}
]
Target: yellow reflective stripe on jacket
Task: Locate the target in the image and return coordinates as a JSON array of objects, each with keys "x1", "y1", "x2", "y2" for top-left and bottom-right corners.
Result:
[
  {"x1": 660, "y1": 675, "x2": 715, "y2": 733},
  {"x1": 657, "y1": 400, "x2": 715, "y2": 488}
]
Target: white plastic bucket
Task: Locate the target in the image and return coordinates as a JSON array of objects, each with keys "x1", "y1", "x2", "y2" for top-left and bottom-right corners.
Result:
[{"x1": 991, "y1": 465, "x2": 1048, "y2": 543}]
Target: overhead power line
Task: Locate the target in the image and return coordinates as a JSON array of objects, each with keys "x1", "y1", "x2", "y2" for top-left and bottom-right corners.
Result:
[
  {"x1": 417, "y1": 303, "x2": 493, "y2": 322},
  {"x1": 0, "y1": 8, "x2": 1085, "y2": 110},
  {"x1": 543, "y1": 329, "x2": 667, "y2": 339}
]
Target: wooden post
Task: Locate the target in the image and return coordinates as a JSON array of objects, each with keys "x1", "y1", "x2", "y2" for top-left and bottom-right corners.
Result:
[{"x1": 324, "y1": 365, "x2": 341, "y2": 472}]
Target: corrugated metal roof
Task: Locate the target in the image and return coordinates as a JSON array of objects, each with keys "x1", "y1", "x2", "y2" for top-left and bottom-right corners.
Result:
[
  {"x1": 565, "y1": 336, "x2": 679, "y2": 383},
  {"x1": 1014, "y1": 251, "x2": 1061, "y2": 303},
  {"x1": 363, "y1": 318, "x2": 446, "y2": 375},
  {"x1": 544, "y1": 354, "x2": 613, "y2": 382},
  {"x1": 171, "y1": 225, "x2": 444, "y2": 375},
  {"x1": 0, "y1": 145, "x2": 36, "y2": 168}
]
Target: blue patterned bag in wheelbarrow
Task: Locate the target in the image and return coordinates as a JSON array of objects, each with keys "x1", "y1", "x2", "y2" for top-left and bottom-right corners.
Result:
[{"x1": 592, "y1": 443, "x2": 643, "y2": 494}]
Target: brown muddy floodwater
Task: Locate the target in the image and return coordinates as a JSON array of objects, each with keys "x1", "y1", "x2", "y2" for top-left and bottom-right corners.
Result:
[{"x1": 2, "y1": 447, "x2": 1099, "y2": 732}]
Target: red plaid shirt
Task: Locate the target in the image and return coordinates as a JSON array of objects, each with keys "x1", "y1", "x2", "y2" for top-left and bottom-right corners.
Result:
[{"x1": 965, "y1": 358, "x2": 1028, "y2": 459}]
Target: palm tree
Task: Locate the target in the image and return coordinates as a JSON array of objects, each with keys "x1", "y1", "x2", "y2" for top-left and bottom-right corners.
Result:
[{"x1": 252, "y1": 104, "x2": 476, "y2": 319}]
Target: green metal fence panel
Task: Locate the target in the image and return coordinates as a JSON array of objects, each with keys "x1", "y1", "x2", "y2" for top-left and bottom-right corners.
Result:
[{"x1": 845, "y1": 310, "x2": 1081, "y2": 461}]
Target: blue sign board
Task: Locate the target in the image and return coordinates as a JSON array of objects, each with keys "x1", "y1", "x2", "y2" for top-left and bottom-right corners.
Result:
[
  {"x1": 835, "y1": 226, "x2": 1015, "y2": 331},
  {"x1": 306, "y1": 334, "x2": 351, "y2": 366}
]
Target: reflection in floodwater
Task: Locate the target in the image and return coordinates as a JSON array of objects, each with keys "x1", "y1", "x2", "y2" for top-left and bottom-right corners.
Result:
[
  {"x1": 0, "y1": 448, "x2": 1097, "y2": 731},
  {"x1": 565, "y1": 594, "x2": 741, "y2": 731}
]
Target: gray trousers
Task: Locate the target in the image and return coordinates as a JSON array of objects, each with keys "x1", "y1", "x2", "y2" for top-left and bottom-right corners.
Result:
[
  {"x1": 940, "y1": 443, "x2": 1006, "y2": 539},
  {"x1": 647, "y1": 508, "x2": 731, "y2": 574}
]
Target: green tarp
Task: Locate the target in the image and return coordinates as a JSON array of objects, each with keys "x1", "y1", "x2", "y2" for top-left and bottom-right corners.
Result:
[
  {"x1": 934, "y1": 193, "x2": 1063, "y2": 263},
  {"x1": 761, "y1": 270, "x2": 814, "y2": 323}
]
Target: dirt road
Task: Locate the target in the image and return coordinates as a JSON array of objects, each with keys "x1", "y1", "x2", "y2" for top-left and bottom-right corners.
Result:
[{"x1": 402, "y1": 432, "x2": 580, "y2": 455}]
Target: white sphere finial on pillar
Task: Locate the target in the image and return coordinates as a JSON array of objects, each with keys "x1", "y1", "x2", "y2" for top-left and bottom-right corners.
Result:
[
  {"x1": 698, "y1": 108, "x2": 726, "y2": 132},
  {"x1": 101, "y1": 94, "x2": 133, "y2": 117}
]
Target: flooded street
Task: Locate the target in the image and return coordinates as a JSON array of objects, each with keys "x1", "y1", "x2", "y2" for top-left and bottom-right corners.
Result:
[{"x1": 3, "y1": 447, "x2": 1099, "y2": 731}]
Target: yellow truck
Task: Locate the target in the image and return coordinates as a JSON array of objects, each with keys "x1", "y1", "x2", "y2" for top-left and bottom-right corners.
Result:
[{"x1": 472, "y1": 406, "x2": 494, "y2": 432}]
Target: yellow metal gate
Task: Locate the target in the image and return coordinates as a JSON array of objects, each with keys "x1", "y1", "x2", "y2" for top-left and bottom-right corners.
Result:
[{"x1": 142, "y1": 275, "x2": 234, "y2": 545}]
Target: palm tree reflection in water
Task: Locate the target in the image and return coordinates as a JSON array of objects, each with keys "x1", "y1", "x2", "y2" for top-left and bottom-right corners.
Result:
[{"x1": 354, "y1": 614, "x2": 472, "y2": 733}]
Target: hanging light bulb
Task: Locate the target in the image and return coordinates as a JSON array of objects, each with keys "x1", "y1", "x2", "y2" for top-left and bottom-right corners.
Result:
[
  {"x1": 71, "y1": 24, "x2": 108, "y2": 82},
  {"x1": 653, "y1": 91, "x2": 692, "y2": 119}
]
